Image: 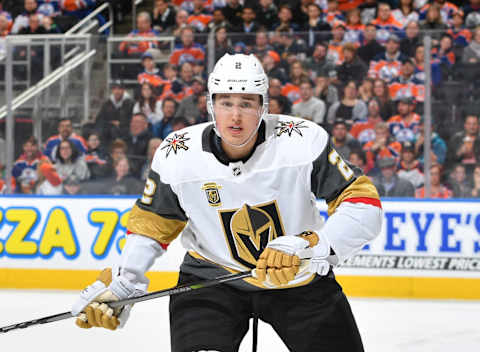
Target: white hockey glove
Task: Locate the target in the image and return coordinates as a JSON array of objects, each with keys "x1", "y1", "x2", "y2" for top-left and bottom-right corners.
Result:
[
  {"x1": 255, "y1": 231, "x2": 331, "y2": 287},
  {"x1": 71, "y1": 267, "x2": 147, "y2": 330}
]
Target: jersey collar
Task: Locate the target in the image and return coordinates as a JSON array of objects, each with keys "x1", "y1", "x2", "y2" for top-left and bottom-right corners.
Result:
[{"x1": 202, "y1": 121, "x2": 266, "y2": 166}]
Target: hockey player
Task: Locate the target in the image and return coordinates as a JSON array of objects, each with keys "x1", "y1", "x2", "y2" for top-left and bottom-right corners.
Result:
[{"x1": 72, "y1": 53, "x2": 383, "y2": 351}]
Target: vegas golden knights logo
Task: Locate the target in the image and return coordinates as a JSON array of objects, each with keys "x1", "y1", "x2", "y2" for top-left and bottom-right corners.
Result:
[
  {"x1": 202, "y1": 182, "x2": 222, "y2": 207},
  {"x1": 219, "y1": 201, "x2": 285, "y2": 269}
]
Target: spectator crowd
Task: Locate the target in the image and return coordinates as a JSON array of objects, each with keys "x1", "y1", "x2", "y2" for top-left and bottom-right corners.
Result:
[{"x1": 1, "y1": 0, "x2": 480, "y2": 198}]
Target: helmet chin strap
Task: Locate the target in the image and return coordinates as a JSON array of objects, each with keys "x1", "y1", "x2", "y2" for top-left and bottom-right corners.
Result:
[{"x1": 212, "y1": 107, "x2": 265, "y2": 149}]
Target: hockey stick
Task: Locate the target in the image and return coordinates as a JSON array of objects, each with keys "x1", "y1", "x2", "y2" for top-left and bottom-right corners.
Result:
[{"x1": 0, "y1": 270, "x2": 253, "y2": 334}]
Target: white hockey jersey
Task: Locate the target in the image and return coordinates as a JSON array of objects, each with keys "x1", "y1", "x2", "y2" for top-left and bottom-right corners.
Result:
[{"x1": 127, "y1": 115, "x2": 381, "y2": 290}]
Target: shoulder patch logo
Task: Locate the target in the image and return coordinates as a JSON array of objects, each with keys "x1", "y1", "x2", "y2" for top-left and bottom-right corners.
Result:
[
  {"x1": 275, "y1": 120, "x2": 308, "y2": 137},
  {"x1": 201, "y1": 182, "x2": 222, "y2": 207},
  {"x1": 161, "y1": 132, "x2": 190, "y2": 157}
]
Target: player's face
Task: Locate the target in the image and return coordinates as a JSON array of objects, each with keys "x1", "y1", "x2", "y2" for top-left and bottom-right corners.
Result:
[{"x1": 214, "y1": 93, "x2": 262, "y2": 155}]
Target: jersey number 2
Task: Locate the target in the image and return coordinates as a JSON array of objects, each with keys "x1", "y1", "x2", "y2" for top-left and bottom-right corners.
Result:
[
  {"x1": 328, "y1": 149, "x2": 354, "y2": 181},
  {"x1": 141, "y1": 178, "x2": 156, "y2": 205}
]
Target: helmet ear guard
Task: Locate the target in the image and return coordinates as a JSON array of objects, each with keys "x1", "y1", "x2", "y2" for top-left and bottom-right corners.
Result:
[{"x1": 206, "y1": 93, "x2": 214, "y2": 119}]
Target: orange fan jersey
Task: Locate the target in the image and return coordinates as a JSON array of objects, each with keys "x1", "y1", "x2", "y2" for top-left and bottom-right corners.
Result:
[
  {"x1": 169, "y1": 44, "x2": 205, "y2": 66},
  {"x1": 327, "y1": 41, "x2": 345, "y2": 65},
  {"x1": 363, "y1": 139, "x2": 402, "y2": 171},
  {"x1": 350, "y1": 120, "x2": 378, "y2": 145},
  {"x1": 415, "y1": 185, "x2": 452, "y2": 199},
  {"x1": 281, "y1": 83, "x2": 301, "y2": 103},
  {"x1": 187, "y1": 14, "x2": 212, "y2": 32},
  {"x1": 387, "y1": 113, "x2": 421, "y2": 143},
  {"x1": 389, "y1": 77, "x2": 425, "y2": 103},
  {"x1": 138, "y1": 72, "x2": 169, "y2": 88},
  {"x1": 371, "y1": 16, "x2": 403, "y2": 44},
  {"x1": 338, "y1": 0, "x2": 365, "y2": 12},
  {"x1": 368, "y1": 52, "x2": 406, "y2": 82}
]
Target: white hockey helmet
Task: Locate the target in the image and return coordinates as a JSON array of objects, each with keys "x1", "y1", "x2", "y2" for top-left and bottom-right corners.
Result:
[{"x1": 207, "y1": 54, "x2": 269, "y2": 144}]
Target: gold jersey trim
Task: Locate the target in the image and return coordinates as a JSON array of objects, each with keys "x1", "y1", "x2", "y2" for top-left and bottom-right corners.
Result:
[
  {"x1": 127, "y1": 204, "x2": 187, "y2": 244},
  {"x1": 327, "y1": 175, "x2": 380, "y2": 216}
]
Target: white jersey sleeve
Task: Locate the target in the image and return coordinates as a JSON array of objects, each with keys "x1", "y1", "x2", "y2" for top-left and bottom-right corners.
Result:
[{"x1": 304, "y1": 123, "x2": 383, "y2": 264}]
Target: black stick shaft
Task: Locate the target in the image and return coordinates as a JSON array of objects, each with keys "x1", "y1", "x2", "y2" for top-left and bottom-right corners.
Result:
[
  {"x1": 0, "y1": 270, "x2": 252, "y2": 334},
  {"x1": 0, "y1": 312, "x2": 73, "y2": 333},
  {"x1": 109, "y1": 270, "x2": 252, "y2": 307}
]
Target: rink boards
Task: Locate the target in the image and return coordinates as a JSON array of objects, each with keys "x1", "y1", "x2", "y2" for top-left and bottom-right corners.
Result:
[{"x1": 0, "y1": 195, "x2": 479, "y2": 299}]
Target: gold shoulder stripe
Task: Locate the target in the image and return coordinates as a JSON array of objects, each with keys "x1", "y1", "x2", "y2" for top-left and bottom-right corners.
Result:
[
  {"x1": 127, "y1": 204, "x2": 187, "y2": 245},
  {"x1": 327, "y1": 176, "x2": 380, "y2": 216}
]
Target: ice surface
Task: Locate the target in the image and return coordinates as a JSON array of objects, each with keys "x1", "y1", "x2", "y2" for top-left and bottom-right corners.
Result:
[{"x1": 0, "y1": 290, "x2": 479, "y2": 351}]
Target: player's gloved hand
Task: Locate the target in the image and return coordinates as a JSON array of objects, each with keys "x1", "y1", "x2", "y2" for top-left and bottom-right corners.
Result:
[
  {"x1": 255, "y1": 231, "x2": 331, "y2": 287},
  {"x1": 71, "y1": 268, "x2": 146, "y2": 330}
]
